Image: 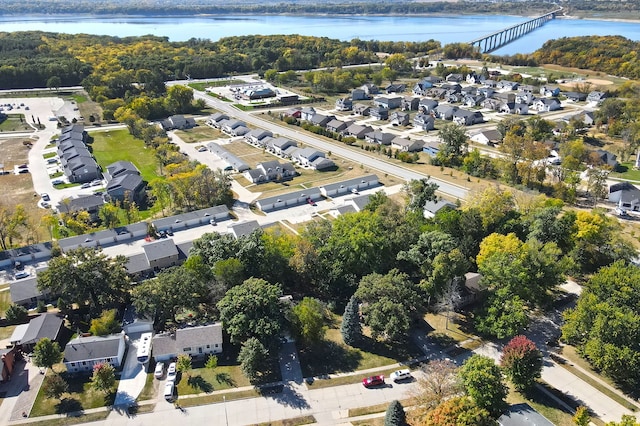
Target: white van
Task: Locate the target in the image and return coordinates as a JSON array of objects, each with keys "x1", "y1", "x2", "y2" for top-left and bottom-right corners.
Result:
[
  {"x1": 390, "y1": 369, "x2": 412, "y2": 382},
  {"x1": 163, "y1": 381, "x2": 175, "y2": 402}
]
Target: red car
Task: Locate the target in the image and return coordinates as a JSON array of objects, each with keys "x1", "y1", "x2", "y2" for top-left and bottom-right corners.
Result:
[{"x1": 362, "y1": 375, "x2": 385, "y2": 388}]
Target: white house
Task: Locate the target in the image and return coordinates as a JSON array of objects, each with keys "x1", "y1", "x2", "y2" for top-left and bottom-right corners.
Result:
[
  {"x1": 64, "y1": 334, "x2": 126, "y2": 373},
  {"x1": 152, "y1": 323, "x2": 223, "y2": 362}
]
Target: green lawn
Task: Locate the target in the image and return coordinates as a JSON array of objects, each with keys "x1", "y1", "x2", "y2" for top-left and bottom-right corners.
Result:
[
  {"x1": 0, "y1": 290, "x2": 12, "y2": 319},
  {"x1": 174, "y1": 126, "x2": 224, "y2": 143},
  {"x1": 90, "y1": 129, "x2": 162, "y2": 183},
  {"x1": 43, "y1": 152, "x2": 56, "y2": 159},
  {"x1": 0, "y1": 324, "x2": 16, "y2": 340},
  {"x1": 0, "y1": 114, "x2": 32, "y2": 132},
  {"x1": 178, "y1": 388, "x2": 260, "y2": 407},
  {"x1": 30, "y1": 372, "x2": 118, "y2": 417},
  {"x1": 610, "y1": 162, "x2": 640, "y2": 181},
  {"x1": 298, "y1": 314, "x2": 423, "y2": 378},
  {"x1": 507, "y1": 384, "x2": 580, "y2": 426},
  {"x1": 175, "y1": 363, "x2": 251, "y2": 396},
  {"x1": 188, "y1": 80, "x2": 236, "y2": 91}
]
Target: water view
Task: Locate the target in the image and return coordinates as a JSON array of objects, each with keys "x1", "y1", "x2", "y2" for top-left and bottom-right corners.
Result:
[{"x1": 1, "y1": 14, "x2": 639, "y2": 55}]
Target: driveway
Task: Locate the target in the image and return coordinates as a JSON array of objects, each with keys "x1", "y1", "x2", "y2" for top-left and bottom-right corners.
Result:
[{"x1": 112, "y1": 333, "x2": 148, "y2": 408}]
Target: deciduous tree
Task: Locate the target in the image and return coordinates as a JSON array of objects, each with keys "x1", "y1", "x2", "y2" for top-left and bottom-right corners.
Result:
[
  {"x1": 43, "y1": 374, "x2": 68, "y2": 400},
  {"x1": 176, "y1": 354, "x2": 192, "y2": 379},
  {"x1": 459, "y1": 355, "x2": 507, "y2": 418},
  {"x1": 500, "y1": 335, "x2": 543, "y2": 392},
  {"x1": 33, "y1": 338, "x2": 63, "y2": 373},
  {"x1": 5, "y1": 304, "x2": 28, "y2": 324},
  {"x1": 409, "y1": 359, "x2": 461, "y2": 424},
  {"x1": 91, "y1": 363, "x2": 116, "y2": 394},
  {"x1": 425, "y1": 396, "x2": 495, "y2": 426},
  {"x1": 238, "y1": 337, "x2": 270, "y2": 385},
  {"x1": 290, "y1": 297, "x2": 327, "y2": 347}
]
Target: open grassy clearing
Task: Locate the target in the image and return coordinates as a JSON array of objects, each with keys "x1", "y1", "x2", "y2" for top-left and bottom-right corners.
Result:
[
  {"x1": 610, "y1": 162, "x2": 640, "y2": 181},
  {"x1": 20, "y1": 412, "x2": 109, "y2": 426},
  {"x1": 178, "y1": 388, "x2": 260, "y2": 407},
  {"x1": 299, "y1": 314, "x2": 422, "y2": 381},
  {"x1": 507, "y1": 384, "x2": 578, "y2": 426},
  {"x1": 0, "y1": 324, "x2": 16, "y2": 340},
  {"x1": 422, "y1": 312, "x2": 480, "y2": 348},
  {"x1": 173, "y1": 125, "x2": 225, "y2": 143},
  {"x1": 0, "y1": 138, "x2": 49, "y2": 243},
  {"x1": 174, "y1": 363, "x2": 250, "y2": 396},
  {"x1": 90, "y1": 129, "x2": 162, "y2": 183},
  {"x1": 30, "y1": 371, "x2": 118, "y2": 417},
  {"x1": 0, "y1": 114, "x2": 33, "y2": 132}
]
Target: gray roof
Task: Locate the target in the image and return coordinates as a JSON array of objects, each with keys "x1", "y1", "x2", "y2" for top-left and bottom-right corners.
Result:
[
  {"x1": 142, "y1": 239, "x2": 179, "y2": 262},
  {"x1": 246, "y1": 128, "x2": 272, "y2": 140},
  {"x1": 21, "y1": 313, "x2": 63, "y2": 345},
  {"x1": 424, "y1": 199, "x2": 457, "y2": 214},
  {"x1": 58, "y1": 195, "x2": 105, "y2": 214},
  {"x1": 227, "y1": 220, "x2": 261, "y2": 239},
  {"x1": 498, "y1": 404, "x2": 555, "y2": 426},
  {"x1": 125, "y1": 253, "x2": 150, "y2": 274},
  {"x1": 107, "y1": 173, "x2": 144, "y2": 193},
  {"x1": 206, "y1": 142, "x2": 250, "y2": 171},
  {"x1": 151, "y1": 205, "x2": 230, "y2": 231},
  {"x1": 10, "y1": 277, "x2": 49, "y2": 304},
  {"x1": 64, "y1": 334, "x2": 124, "y2": 363},
  {"x1": 312, "y1": 157, "x2": 336, "y2": 169},
  {"x1": 58, "y1": 222, "x2": 148, "y2": 251},
  {"x1": 321, "y1": 175, "x2": 379, "y2": 193},
  {"x1": 296, "y1": 147, "x2": 324, "y2": 160},
  {"x1": 350, "y1": 194, "x2": 372, "y2": 211},
  {"x1": 257, "y1": 187, "x2": 322, "y2": 206},
  {"x1": 105, "y1": 161, "x2": 139, "y2": 180},
  {"x1": 269, "y1": 137, "x2": 296, "y2": 149},
  {"x1": 152, "y1": 323, "x2": 223, "y2": 357},
  {"x1": 333, "y1": 205, "x2": 357, "y2": 215},
  {"x1": 9, "y1": 323, "x2": 29, "y2": 344}
]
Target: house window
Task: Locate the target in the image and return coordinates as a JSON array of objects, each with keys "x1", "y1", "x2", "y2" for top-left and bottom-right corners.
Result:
[
  {"x1": 183, "y1": 347, "x2": 191, "y2": 352},
  {"x1": 214, "y1": 344, "x2": 219, "y2": 348},
  {"x1": 71, "y1": 363, "x2": 76, "y2": 367},
  {"x1": 82, "y1": 361, "x2": 86, "y2": 365},
  {"x1": 206, "y1": 345, "x2": 210, "y2": 349}
]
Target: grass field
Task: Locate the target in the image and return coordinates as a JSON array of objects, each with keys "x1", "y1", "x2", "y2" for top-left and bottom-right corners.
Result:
[
  {"x1": 507, "y1": 385, "x2": 578, "y2": 426},
  {"x1": 175, "y1": 363, "x2": 251, "y2": 396},
  {"x1": 174, "y1": 126, "x2": 225, "y2": 143},
  {"x1": 0, "y1": 114, "x2": 32, "y2": 132},
  {"x1": 90, "y1": 129, "x2": 162, "y2": 183},
  {"x1": 178, "y1": 388, "x2": 260, "y2": 407},
  {"x1": 610, "y1": 162, "x2": 640, "y2": 181},
  {"x1": 30, "y1": 372, "x2": 118, "y2": 417}
]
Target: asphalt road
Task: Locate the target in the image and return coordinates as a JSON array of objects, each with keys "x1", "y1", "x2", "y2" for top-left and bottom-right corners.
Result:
[{"x1": 193, "y1": 91, "x2": 470, "y2": 200}]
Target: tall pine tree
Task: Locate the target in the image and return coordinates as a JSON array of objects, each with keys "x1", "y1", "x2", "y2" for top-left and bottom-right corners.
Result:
[
  {"x1": 385, "y1": 400, "x2": 406, "y2": 426},
  {"x1": 341, "y1": 296, "x2": 362, "y2": 346}
]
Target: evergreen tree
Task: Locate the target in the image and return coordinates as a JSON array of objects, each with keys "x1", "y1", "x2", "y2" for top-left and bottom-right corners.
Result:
[
  {"x1": 341, "y1": 296, "x2": 362, "y2": 346},
  {"x1": 385, "y1": 400, "x2": 406, "y2": 426}
]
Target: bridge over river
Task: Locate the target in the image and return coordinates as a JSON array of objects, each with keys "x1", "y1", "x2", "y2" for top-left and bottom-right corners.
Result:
[{"x1": 470, "y1": 8, "x2": 563, "y2": 53}]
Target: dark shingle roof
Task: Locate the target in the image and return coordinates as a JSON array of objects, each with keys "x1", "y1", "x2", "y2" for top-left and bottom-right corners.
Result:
[
  {"x1": 64, "y1": 334, "x2": 124, "y2": 363},
  {"x1": 152, "y1": 323, "x2": 223, "y2": 358},
  {"x1": 21, "y1": 313, "x2": 63, "y2": 345}
]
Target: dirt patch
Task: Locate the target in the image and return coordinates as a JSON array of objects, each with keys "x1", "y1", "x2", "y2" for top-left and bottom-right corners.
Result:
[
  {"x1": 562, "y1": 78, "x2": 614, "y2": 88},
  {"x1": 0, "y1": 138, "x2": 48, "y2": 244}
]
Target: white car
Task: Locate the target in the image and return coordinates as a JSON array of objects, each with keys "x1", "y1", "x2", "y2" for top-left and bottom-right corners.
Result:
[
  {"x1": 166, "y1": 362, "x2": 177, "y2": 381},
  {"x1": 154, "y1": 362, "x2": 165, "y2": 379},
  {"x1": 390, "y1": 369, "x2": 412, "y2": 382}
]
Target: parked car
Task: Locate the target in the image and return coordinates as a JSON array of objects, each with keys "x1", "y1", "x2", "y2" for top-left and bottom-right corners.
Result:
[
  {"x1": 81, "y1": 183, "x2": 91, "y2": 189},
  {"x1": 52, "y1": 179, "x2": 64, "y2": 185},
  {"x1": 163, "y1": 381, "x2": 175, "y2": 402},
  {"x1": 197, "y1": 146, "x2": 207, "y2": 152},
  {"x1": 390, "y1": 369, "x2": 412, "y2": 382},
  {"x1": 41, "y1": 193, "x2": 50, "y2": 201},
  {"x1": 154, "y1": 362, "x2": 165, "y2": 379},
  {"x1": 15, "y1": 271, "x2": 30, "y2": 279},
  {"x1": 166, "y1": 362, "x2": 177, "y2": 381},
  {"x1": 362, "y1": 375, "x2": 385, "y2": 388},
  {"x1": 17, "y1": 164, "x2": 28, "y2": 169},
  {"x1": 18, "y1": 169, "x2": 29, "y2": 174},
  {"x1": 41, "y1": 202, "x2": 51, "y2": 208},
  {"x1": 90, "y1": 180, "x2": 102, "y2": 187}
]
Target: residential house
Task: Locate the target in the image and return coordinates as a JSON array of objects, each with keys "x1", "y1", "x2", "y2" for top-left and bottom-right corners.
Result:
[
  {"x1": 453, "y1": 109, "x2": 484, "y2": 126},
  {"x1": 152, "y1": 323, "x2": 223, "y2": 362},
  {"x1": 477, "y1": 87, "x2": 495, "y2": 98},
  {"x1": 160, "y1": 115, "x2": 196, "y2": 131},
  {"x1": 151, "y1": 205, "x2": 230, "y2": 233},
  {"x1": 427, "y1": 87, "x2": 447, "y2": 99},
  {"x1": 57, "y1": 127, "x2": 102, "y2": 184},
  {"x1": 609, "y1": 182, "x2": 640, "y2": 211},
  {"x1": 466, "y1": 72, "x2": 483, "y2": 84},
  {"x1": 385, "y1": 83, "x2": 406, "y2": 94},
  {"x1": 16, "y1": 313, "x2": 64, "y2": 352},
  {"x1": 498, "y1": 404, "x2": 555, "y2": 426},
  {"x1": 413, "y1": 113, "x2": 435, "y2": 131},
  {"x1": 10, "y1": 277, "x2": 53, "y2": 308},
  {"x1": 283, "y1": 107, "x2": 302, "y2": 119},
  {"x1": 461, "y1": 272, "x2": 483, "y2": 306},
  {"x1": 422, "y1": 140, "x2": 441, "y2": 156},
  {"x1": 412, "y1": 79, "x2": 434, "y2": 96},
  {"x1": 294, "y1": 148, "x2": 326, "y2": 167},
  {"x1": 441, "y1": 83, "x2": 462, "y2": 95},
  {"x1": 245, "y1": 129, "x2": 273, "y2": 146},
  {"x1": 493, "y1": 92, "x2": 516, "y2": 103},
  {"x1": 373, "y1": 96, "x2": 402, "y2": 110},
  {"x1": 326, "y1": 119, "x2": 352, "y2": 134},
  {"x1": 533, "y1": 98, "x2": 562, "y2": 112},
  {"x1": 401, "y1": 96, "x2": 420, "y2": 111},
  {"x1": 105, "y1": 161, "x2": 145, "y2": 204},
  {"x1": 206, "y1": 142, "x2": 250, "y2": 172},
  {"x1": 221, "y1": 119, "x2": 247, "y2": 135},
  {"x1": 311, "y1": 157, "x2": 336, "y2": 170},
  {"x1": 267, "y1": 137, "x2": 298, "y2": 156},
  {"x1": 206, "y1": 112, "x2": 229, "y2": 127},
  {"x1": 320, "y1": 175, "x2": 379, "y2": 198},
  {"x1": 482, "y1": 79, "x2": 497, "y2": 88},
  {"x1": 445, "y1": 92, "x2": 462, "y2": 103},
  {"x1": 58, "y1": 195, "x2": 105, "y2": 221},
  {"x1": 435, "y1": 105, "x2": 458, "y2": 120},
  {"x1": 329, "y1": 194, "x2": 372, "y2": 218},
  {"x1": 497, "y1": 80, "x2": 520, "y2": 91},
  {"x1": 519, "y1": 84, "x2": 537, "y2": 93},
  {"x1": 364, "y1": 131, "x2": 395, "y2": 146},
  {"x1": 540, "y1": 85, "x2": 560, "y2": 97},
  {"x1": 564, "y1": 92, "x2": 588, "y2": 102},
  {"x1": 594, "y1": 149, "x2": 620, "y2": 170},
  {"x1": 423, "y1": 76, "x2": 442, "y2": 84},
  {"x1": 500, "y1": 102, "x2": 529, "y2": 115},
  {"x1": 391, "y1": 137, "x2": 423, "y2": 152},
  {"x1": 351, "y1": 88, "x2": 367, "y2": 101},
  {"x1": 390, "y1": 111, "x2": 411, "y2": 126},
  {"x1": 335, "y1": 97, "x2": 353, "y2": 111},
  {"x1": 481, "y1": 98, "x2": 502, "y2": 111},
  {"x1": 446, "y1": 73, "x2": 464, "y2": 83},
  {"x1": 361, "y1": 84, "x2": 379, "y2": 97},
  {"x1": 343, "y1": 123, "x2": 373, "y2": 139},
  {"x1": 423, "y1": 199, "x2": 457, "y2": 218},
  {"x1": 515, "y1": 91, "x2": 535, "y2": 105},
  {"x1": 244, "y1": 160, "x2": 296, "y2": 184},
  {"x1": 470, "y1": 129, "x2": 502, "y2": 145},
  {"x1": 418, "y1": 98, "x2": 438, "y2": 114},
  {"x1": 464, "y1": 94, "x2": 485, "y2": 107},
  {"x1": 142, "y1": 239, "x2": 180, "y2": 270},
  {"x1": 353, "y1": 104, "x2": 371, "y2": 116},
  {"x1": 0, "y1": 347, "x2": 18, "y2": 382},
  {"x1": 300, "y1": 107, "x2": 316, "y2": 121},
  {"x1": 309, "y1": 113, "x2": 335, "y2": 128},
  {"x1": 369, "y1": 107, "x2": 389, "y2": 120},
  {"x1": 64, "y1": 334, "x2": 126, "y2": 374},
  {"x1": 228, "y1": 221, "x2": 261, "y2": 239},
  {"x1": 256, "y1": 187, "x2": 322, "y2": 212},
  {"x1": 587, "y1": 91, "x2": 607, "y2": 105}
]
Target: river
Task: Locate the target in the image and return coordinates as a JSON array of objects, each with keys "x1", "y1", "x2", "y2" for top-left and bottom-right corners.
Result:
[{"x1": 1, "y1": 14, "x2": 639, "y2": 55}]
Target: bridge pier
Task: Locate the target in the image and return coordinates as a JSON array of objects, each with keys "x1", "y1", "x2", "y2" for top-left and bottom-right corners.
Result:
[{"x1": 470, "y1": 8, "x2": 561, "y2": 54}]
